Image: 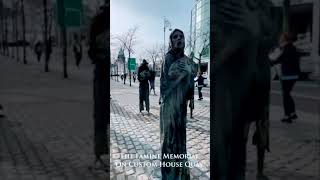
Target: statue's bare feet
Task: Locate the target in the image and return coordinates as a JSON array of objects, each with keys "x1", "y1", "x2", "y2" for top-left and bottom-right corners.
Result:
[{"x1": 88, "y1": 157, "x2": 109, "y2": 172}]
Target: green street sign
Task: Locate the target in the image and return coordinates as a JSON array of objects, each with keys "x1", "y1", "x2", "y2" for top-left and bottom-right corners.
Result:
[
  {"x1": 57, "y1": 0, "x2": 83, "y2": 27},
  {"x1": 128, "y1": 58, "x2": 136, "y2": 71}
]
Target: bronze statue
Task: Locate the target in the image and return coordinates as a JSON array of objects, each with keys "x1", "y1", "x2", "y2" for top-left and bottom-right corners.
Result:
[
  {"x1": 88, "y1": 4, "x2": 110, "y2": 171},
  {"x1": 213, "y1": 0, "x2": 278, "y2": 179},
  {"x1": 160, "y1": 29, "x2": 193, "y2": 180}
]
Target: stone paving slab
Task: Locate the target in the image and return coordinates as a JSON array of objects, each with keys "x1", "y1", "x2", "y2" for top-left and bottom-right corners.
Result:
[
  {"x1": 110, "y1": 80, "x2": 210, "y2": 180},
  {"x1": 1, "y1": 52, "x2": 319, "y2": 180},
  {"x1": 110, "y1": 78, "x2": 319, "y2": 180},
  {"x1": 0, "y1": 55, "x2": 108, "y2": 180}
]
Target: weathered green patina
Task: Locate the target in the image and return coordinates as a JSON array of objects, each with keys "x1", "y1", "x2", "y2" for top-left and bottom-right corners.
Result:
[{"x1": 160, "y1": 29, "x2": 193, "y2": 180}]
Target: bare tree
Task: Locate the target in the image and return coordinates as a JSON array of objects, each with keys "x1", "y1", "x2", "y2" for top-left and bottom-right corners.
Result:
[
  {"x1": 185, "y1": 32, "x2": 196, "y2": 57},
  {"x1": 116, "y1": 26, "x2": 138, "y2": 86},
  {"x1": 146, "y1": 44, "x2": 160, "y2": 71},
  {"x1": 191, "y1": 31, "x2": 210, "y2": 73},
  {"x1": 158, "y1": 44, "x2": 166, "y2": 66}
]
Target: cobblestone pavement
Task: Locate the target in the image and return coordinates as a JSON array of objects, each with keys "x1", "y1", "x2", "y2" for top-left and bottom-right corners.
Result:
[
  {"x1": 110, "y1": 79, "x2": 319, "y2": 180},
  {"x1": 110, "y1": 81, "x2": 210, "y2": 180},
  {"x1": 1, "y1": 51, "x2": 319, "y2": 180}
]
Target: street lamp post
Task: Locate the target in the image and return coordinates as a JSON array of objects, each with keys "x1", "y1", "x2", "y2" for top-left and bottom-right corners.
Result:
[
  {"x1": 312, "y1": 0, "x2": 319, "y2": 81},
  {"x1": 163, "y1": 17, "x2": 172, "y2": 60}
]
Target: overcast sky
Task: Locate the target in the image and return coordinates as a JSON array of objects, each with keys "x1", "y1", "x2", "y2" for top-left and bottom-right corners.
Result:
[{"x1": 111, "y1": 0, "x2": 194, "y2": 61}]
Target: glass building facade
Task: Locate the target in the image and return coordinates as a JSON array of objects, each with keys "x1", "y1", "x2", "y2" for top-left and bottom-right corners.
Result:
[{"x1": 190, "y1": 0, "x2": 210, "y2": 77}]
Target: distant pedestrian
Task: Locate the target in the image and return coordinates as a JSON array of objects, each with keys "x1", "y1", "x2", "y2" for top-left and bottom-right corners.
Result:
[
  {"x1": 0, "y1": 104, "x2": 4, "y2": 118},
  {"x1": 34, "y1": 41, "x2": 43, "y2": 62},
  {"x1": 88, "y1": 4, "x2": 109, "y2": 170},
  {"x1": 138, "y1": 59, "x2": 151, "y2": 115},
  {"x1": 124, "y1": 73, "x2": 127, "y2": 84},
  {"x1": 194, "y1": 72, "x2": 204, "y2": 100},
  {"x1": 149, "y1": 70, "x2": 156, "y2": 95},
  {"x1": 73, "y1": 34, "x2": 83, "y2": 67},
  {"x1": 133, "y1": 73, "x2": 136, "y2": 83},
  {"x1": 271, "y1": 32, "x2": 300, "y2": 123}
]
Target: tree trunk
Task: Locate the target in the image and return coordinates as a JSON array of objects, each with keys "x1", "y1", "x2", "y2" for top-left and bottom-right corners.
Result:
[
  {"x1": 11, "y1": 3, "x2": 15, "y2": 58},
  {"x1": 0, "y1": 0, "x2": 3, "y2": 55},
  {"x1": 198, "y1": 55, "x2": 202, "y2": 73},
  {"x1": 123, "y1": 58, "x2": 126, "y2": 84},
  {"x1": 129, "y1": 52, "x2": 131, "y2": 87},
  {"x1": 15, "y1": 1, "x2": 19, "y2": 61},
  {"x1": 117, "y1": 63, "x2": 119, "y2": 82},
  {"x1": 44, "y1": 0, "x2": 49, "y2": 72},
  {"x1": 312, "y1": 0, "x2": 320, "y2": 78},
  {"x1": 21, "y1": 0, "x2": 26, "y2": 64},
  {"x1": 4, "y1": 10, "x2": 8, "y2": 56},
  {"x1": 61, "y1": 0, "x2": 68, "y2": 78}
]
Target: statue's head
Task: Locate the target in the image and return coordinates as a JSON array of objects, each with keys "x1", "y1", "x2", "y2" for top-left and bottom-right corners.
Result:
[{"x1": 169, "y1": 29, "x2": 185, "y2": 52}]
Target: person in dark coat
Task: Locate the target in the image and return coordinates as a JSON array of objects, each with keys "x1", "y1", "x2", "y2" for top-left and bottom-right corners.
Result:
[
  {"x1": 133, "y1": 72, "x2": 136, "y2": 83},
  {"x1": 271, "y1": 32, "x2": 300, "y2": 123},
  {"x1": 0, "y1": 104, "x2": 5, "y2": 118},
  {"x1": 73, "y1": 33, "x2": 83, "y2": 67},
  {"x1": 149, "y1": 69, "x2": 156, "y2": 95},
  {"x1": 138, "y1": 59, "x2": 151, "y2": 115},
  {"x1": 88, "y1": 4, "x2": 109, "y2": 169},
  {"x1": 34, "y1": 41, "x2": 43, "y2": 62},
  {"x1": 194, "y1": 72, "x2": 205, "y2": 100}
]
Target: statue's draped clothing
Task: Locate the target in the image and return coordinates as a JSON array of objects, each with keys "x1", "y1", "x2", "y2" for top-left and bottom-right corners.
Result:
[
  {"x1": 213, "y1": 1, "x2": 277, "y2": 179},
  {"x1": 160, "y1": 52, "x2": 192, "y2": 180}
]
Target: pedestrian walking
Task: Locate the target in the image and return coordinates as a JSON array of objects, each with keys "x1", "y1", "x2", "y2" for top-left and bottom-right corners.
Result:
[
  {"x1": 160, "y1": 29, "x2": 193, "y2": 179},
  {"x1": 149, "y1": 69, "x2": 156, "y2": 95},
  {"x1": 271, "y1": 32, "x2": 300, "y2": 123},
  {"x1": 88, "y1": 4, "x2": 109, "y2": 170},
  {"x1": 138, "y1": 59, "x2": 151, "y2": 115},
  {"x1": 34, "y1": 41, "x2": 43, "y2": 62},
  {"x1": 133, "y1": 72, "x2": 136, "y2": 83},
  {"x1": 124, "y1": 73, "x2": 127, "y2": 84},
  {"x1": 0, "y1": 104, "x2": 5, "y2": 118},
  {"x1": 194, "y1": 72, "x2": 204, "y2": 100},
  {"x1": 73, "y1": 33, "x2": 83, "y2": 67}
]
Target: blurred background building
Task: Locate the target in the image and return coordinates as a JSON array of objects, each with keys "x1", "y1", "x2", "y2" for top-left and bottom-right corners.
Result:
[{"x1": 190, "y1": 0, "x2": 210, "y2": 81}]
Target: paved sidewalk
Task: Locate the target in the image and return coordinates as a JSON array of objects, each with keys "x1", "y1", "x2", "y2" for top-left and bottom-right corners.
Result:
[
  {"x1": 1, "y1": 51, "x2": 319, "y2": 180},
  {"x1": 0, "y1": 55, "x2": 108, "y2": 180},
  {"x1": 110, "y1": 81, "x2": 210, "y2": 180},
  {"x1": 110, "y1": 78, "x2": 319, "y2": 180}
]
